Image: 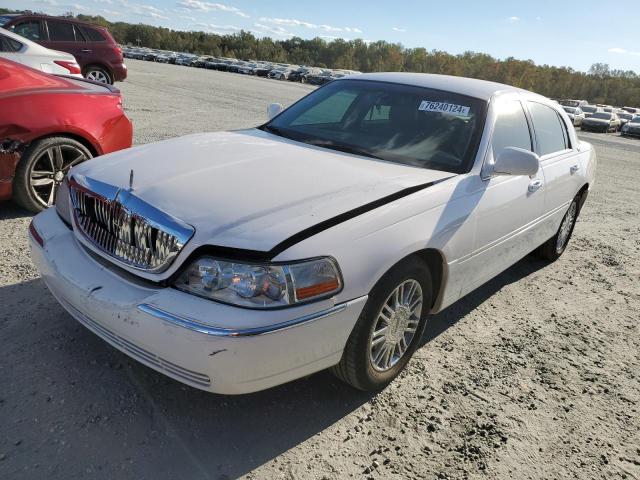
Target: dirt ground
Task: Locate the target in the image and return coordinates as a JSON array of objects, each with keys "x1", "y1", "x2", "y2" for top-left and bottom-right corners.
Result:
[{"x1": 1, "y1": 60, "x2": 639, "y2": 479}]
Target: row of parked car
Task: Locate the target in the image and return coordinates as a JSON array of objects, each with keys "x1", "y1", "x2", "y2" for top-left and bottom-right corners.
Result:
[
  {"x1": 557, "y1": 99, "x2": 640, "y2": 137},
  {"x1": 122, "y1": 46, "x2": 361, "y2": 85}
]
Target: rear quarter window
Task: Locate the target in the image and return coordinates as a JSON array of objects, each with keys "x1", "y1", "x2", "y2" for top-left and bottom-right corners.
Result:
[
  {"x1": 0, "y1": 34, "x2": 23, "y2": 52},
  {"x1": 82, "y1": 27, "x2": 106, "y2": 42}
]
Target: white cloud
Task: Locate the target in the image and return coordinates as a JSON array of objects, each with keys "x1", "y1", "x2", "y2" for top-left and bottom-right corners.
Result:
[
  {"x1": 112, "y1": 0, "x2": 170, "y2": 20},
  {"x1": 608, "y1": 47, "x2": 627, "y2": 54},
  {"x1": 258, "y1": 17, "x2": 362, "y2": 34},
  {"x1": 177, "y1": 0, "x2": 249, "y2": 17},
  {"x1": 508, "y1": 16, "x2": 520, "y2": 22},
  {"x1": 92, "y1": 0, "x2": 113, "y2": 4},
  {"x1": 392, "y1": 26, "x2": 406, "y2": 32},
  {"x1": 252, "y1": 23, "x2": 292, "y2": 37},
  {"x1": 179, "y1": 15, "x2": 196, "y2": 21},
  {"x1": 194, "y1": 22, "x2": 242, "y2": 34},
  {"x1": 535, "y1": 16, "x2": 541, "y2": 21}
]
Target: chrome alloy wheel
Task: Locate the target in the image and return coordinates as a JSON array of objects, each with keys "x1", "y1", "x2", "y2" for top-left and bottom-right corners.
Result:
[
  {"x1": 30, "y1": 145, "x2": 88, "y2": 207},
  {"x1": 369, "y1": 279, "x2": 423, "y2": 372},
  {"x1": 85, "y1": 70, "x2": 109, "y2": 83},
  {"x1": 556, "y1": 201, "x2": 577, "y2": 254}
]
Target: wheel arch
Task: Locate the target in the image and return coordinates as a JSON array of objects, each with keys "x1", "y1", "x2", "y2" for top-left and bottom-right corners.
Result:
[
  {"x1": 413, "y1": 248, "x2": 447, "y2": 312},
  {"x1": 376, "y1": 248, "x2": 448, "y2": 313},
  {"x1": 27, "y1": 132, "x2": 100, "y2": 157},
  {"x1": 577, "y1": 182, "x2": 589, "y2": 213},
  {"x1": 82, "y1": 63, "x2": 114, "y2": 81}
]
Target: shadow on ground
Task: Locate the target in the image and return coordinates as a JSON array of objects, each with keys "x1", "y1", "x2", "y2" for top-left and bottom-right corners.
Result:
[
  {"x1": 0, "y1": 254, "x2": 548, "y2": 480},
  {"x1": 0, "y1": 201, "x2": 31, "y2": 220}
]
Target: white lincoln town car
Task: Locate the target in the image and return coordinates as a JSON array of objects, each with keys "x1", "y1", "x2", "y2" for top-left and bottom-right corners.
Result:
[{"x1": 29, "y1": 73, "x2": 596, "y2": 394}]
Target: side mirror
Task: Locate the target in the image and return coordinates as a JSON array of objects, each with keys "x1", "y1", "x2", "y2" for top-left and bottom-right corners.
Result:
[
  {"x1": 267, "y1": 103, "x2": 284, "y2": 119},
  {"x1": 493, "y1": 147, "x2": 540, "y2": 176}
]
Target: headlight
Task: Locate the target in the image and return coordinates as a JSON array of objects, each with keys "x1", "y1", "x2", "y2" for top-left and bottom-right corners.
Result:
[
  {"x1": 55, "y1": 175, "x2": 72, "y2": 225},
  {"x1": 174, "y1": 256, "x2": 342, "y2": 308}
]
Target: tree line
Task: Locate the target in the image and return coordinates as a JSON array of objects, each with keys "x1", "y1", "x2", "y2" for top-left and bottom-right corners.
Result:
[{"x1": 4, "y1": 9, "x2": 640, "y2": 106}]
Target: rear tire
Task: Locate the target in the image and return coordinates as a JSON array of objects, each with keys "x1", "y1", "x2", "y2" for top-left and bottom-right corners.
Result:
[
  {"x1": 332, "y1": 256, "x2": 432, "y2": 391},
  {"x1": 536, "y1": 194, "x2": 580, "y2": 262},
  {"x1": 84, "y1": 65, "x2": 112, "y2": 84}
]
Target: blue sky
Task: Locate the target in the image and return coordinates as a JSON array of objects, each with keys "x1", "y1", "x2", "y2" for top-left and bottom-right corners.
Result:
[{"x1": 5, "y1": 0, "x2": 640, "y2": 72}]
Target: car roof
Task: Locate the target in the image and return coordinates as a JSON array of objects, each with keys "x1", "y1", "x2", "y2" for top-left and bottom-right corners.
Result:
[
  {"x1": 340, "y1": 72, "x2": 537, "y2": 101},
  {"x1": 5, "y1": 13, "x2": 107, "y2": 30}
]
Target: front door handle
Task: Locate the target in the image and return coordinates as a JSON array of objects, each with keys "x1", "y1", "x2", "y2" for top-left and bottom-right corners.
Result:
[
  {"x1": 81, "y1": 48, "x2": 92, "y2": 53},
  {"x1": 570, "y1": 164, "x2": 580, "y2": 174},
  {"x1": 528, "y1": 179, "x2": 543, "y2": 192}
]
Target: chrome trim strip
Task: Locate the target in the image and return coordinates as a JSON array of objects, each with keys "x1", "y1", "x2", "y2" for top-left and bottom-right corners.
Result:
[{"x1": 137, "y1": 302, "x2": 350, "y2": 337}]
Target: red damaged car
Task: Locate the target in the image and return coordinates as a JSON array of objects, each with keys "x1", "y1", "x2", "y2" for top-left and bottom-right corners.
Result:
[{"x1": 0, "y1": 58, "x2": 132, "y2": 212}]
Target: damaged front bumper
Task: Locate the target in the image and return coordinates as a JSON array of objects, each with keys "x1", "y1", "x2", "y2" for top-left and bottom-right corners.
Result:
[{"x1": 29, "y1": 208, "x2": 367, "y2": 394}]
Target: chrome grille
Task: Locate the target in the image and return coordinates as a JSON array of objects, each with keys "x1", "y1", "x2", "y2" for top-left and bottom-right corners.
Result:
[{"x1": 69, "y1": 175, "x2": 194, "y2": 273}]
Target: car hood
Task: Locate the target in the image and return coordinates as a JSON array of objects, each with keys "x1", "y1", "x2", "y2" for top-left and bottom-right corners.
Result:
[{"x1": 71, "y1": 129, "x2": 454, "y2": 252}]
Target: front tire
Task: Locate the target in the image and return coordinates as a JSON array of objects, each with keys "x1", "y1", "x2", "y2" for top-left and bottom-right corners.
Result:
[
  {"x1": 13, "y1": 137, "x2": 92, "y2": 212},
  {"x1": 332, "y1": 256, "x2": 432, "y2": 391},
  {"x1": 537, "y1": 195, "x2": 580, "y2": 261}
]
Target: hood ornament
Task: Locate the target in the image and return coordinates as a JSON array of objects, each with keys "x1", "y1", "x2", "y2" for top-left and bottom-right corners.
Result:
[{"x1": 129, "y1": 169, "x2": 134, "y2": 191}]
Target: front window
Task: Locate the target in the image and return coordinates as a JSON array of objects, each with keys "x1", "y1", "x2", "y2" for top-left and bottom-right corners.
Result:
[
  {"x1": 11, "y1": 21, "x2": 43, "y2": 41},
  {"x1": 582, "y1": 106, "x2": 597, "y2": 113},
  {"x1": 262, "y1": 80, "x2": 487, "y2": 174},
  {"x1": 562, "y1": 107, "x2": 577, "y2": 114},
  {"x1": 591, "y1": 113, "x2": 612, "y2": 120}
]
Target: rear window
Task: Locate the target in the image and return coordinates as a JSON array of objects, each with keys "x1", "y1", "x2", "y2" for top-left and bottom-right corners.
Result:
[
  {"x1": 82, "y1": 26, "x2": 106, "y2": 42},
  {"x1": 0, "y1": 33, "x2": 22, "y2": 52},
  {"x1": 47, "y1": 21, "x2": 76, "y2": 41}
]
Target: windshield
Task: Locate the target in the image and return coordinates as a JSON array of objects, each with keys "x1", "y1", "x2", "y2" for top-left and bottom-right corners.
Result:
[
  {"x1": 0, "y1": 15, "x2": 15, "y2": 27},
  {"x1": 618, "y1": 113, "x2": 632, "y2": 120},
  {"x1": 591, "y1": 113, "x2": 612, "y2": 120},
  {"x1": 262, "y1": 79, "x2": 487, "y2": 174},
  {"x1": 581, "y1": 106, "x2": 597, "y2": 113},
  {"x1": 630, "y1": 116, "x2": 640, "y2": 123},
  {"x1": 562, "y1": 107, "x2": 577, "y2": 114}
]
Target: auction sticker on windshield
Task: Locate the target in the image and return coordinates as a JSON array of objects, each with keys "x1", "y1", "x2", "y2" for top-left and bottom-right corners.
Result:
[{"x1": 419, "y1": 100, "x2": 470, "y2": 116}]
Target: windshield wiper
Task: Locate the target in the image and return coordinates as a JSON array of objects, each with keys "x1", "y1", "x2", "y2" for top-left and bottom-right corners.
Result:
[
  {"x1": 261, "y1": 124, "x2": 293, "y2": 140},
  {"x1": 305, "y1": 140, "x2": 384, "y2": 160}
]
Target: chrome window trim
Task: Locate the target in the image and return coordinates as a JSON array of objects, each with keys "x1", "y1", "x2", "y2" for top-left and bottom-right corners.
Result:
[{"x1": 137, "y1": 300, "x2": 359, "y2": 337}]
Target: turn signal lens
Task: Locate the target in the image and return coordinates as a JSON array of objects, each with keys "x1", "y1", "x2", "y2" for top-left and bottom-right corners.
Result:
[
  {"x1": 29, "y1": 221, "x2": 44, "y2": 247},
  {"x1": 174, "y1": 256, "x2": 342, "y2": 308}
]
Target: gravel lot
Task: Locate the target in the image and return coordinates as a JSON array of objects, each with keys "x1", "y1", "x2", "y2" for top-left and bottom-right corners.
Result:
[{"x1": 1, "y1": 59, "x2": 639, "y2": 480}]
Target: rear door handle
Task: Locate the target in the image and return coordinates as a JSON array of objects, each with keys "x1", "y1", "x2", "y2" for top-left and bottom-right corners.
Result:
[
  {"x1": 570, "y1": 164, "x2": 580, "y2": 174},
  {"x1": 81, "y1": 48, "x2": 92, "y2": 53},
  {"x1": 528, "y1": 179, "x2": 543, "y2": 192}
]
